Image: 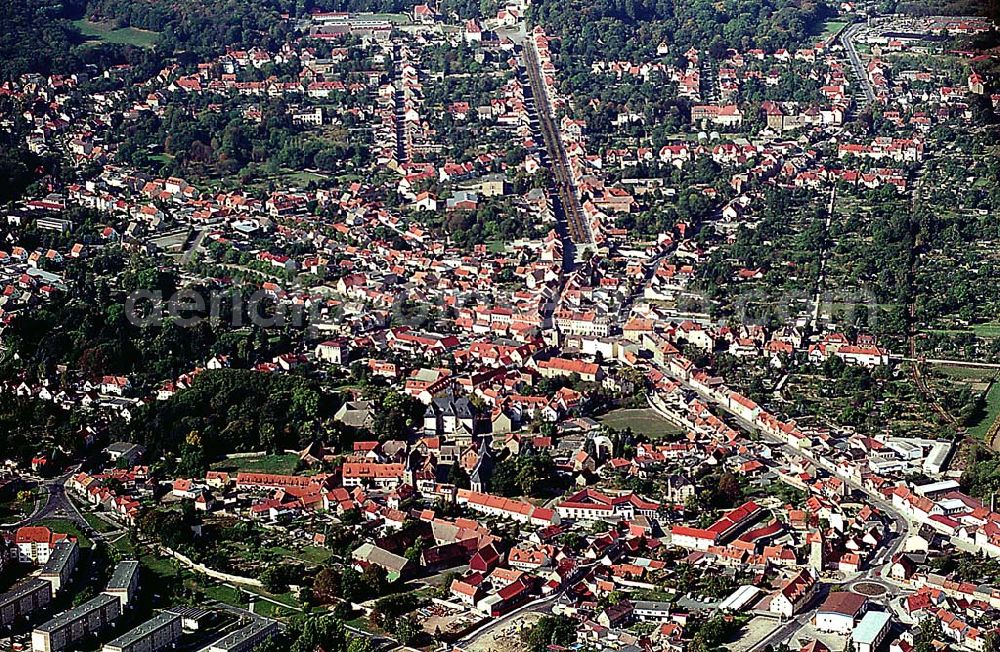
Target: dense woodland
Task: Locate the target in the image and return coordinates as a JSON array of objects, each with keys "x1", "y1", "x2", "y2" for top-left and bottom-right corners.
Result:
[
  {"x1": 0, "y1": 0, "x2": 836, "y2": 83},
  {"x1": 115, "y1": 99, "x2": 368, "y2": 180},
  {"x1": 0, "y1": 0, "x2": 392, "y2": 82},
  {"x1": 1, "y1": 0, "x2": 87, "y2": 79},
  {"x1": 531, "y1": 0, "x2": 833, "y2": 65},
  {"x1": 115, "y1": 369, "x2": 336, "y2": 462}
]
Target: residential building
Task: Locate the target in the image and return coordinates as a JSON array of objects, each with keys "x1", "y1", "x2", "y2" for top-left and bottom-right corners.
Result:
[
  {"x1": 341, "y1": 463, "x2": 406, "y2": 490},
  {"x1": 633, "y1": 601, "x2": 673, "y2": 622},
  {"x1": 104, "y1": 561, "x2": 140, "y2": 608},
  {"x1": 102, "y1": 612, "x2": 182, "y2": 652},
  {"x1": 314, "y1": 339, "x2": 349, "y2": 365},
  {"x1": 0, "y1": 579, "x2": 52, "y2": 628},
  {"x1": 15, "y1": 527, "x2": 70, "y2": 565},
  {"x1": 208, "y1": 617, "x2": 279, "y2": 652},
  {"x1": 32, "y1": 593, "x2": 121, "y2": 652},
  {"x1": 456, "y1": 489, "x2": 560, "y2": 526},
  {"x1": 769, "y1": 569, "x2": 817, "y2": 618},
  {"x1": 39, "y1": 540, "x2": 78, "y2": 595}
]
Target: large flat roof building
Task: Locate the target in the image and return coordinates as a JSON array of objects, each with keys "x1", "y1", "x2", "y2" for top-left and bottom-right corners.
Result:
[
  {"x1": 32, "y1": 593, "x2": 120, "y2": 652},
  {"x1": 208, "y1": 617, "x2": 278, "y2": 652},
  {"x1": 39, "y1": 540, "x2": 79, "y2": 595},
  {"x1": 0, "y1": 579, "x2": 52, "y2": 627},
  {"x1": 102, "y1": 612, "x2": 182, "y2": 652},
  {"x1": 852, "y1": 611, "x2": 892, "y2": 652},
  {"x1": 104, "y1": 560, "x2": 140, "y2": 608}
]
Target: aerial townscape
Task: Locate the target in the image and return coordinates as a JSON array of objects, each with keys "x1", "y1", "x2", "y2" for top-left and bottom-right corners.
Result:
[{"x1": 0, "y1": 0, "x2": 999, "y2": 650}]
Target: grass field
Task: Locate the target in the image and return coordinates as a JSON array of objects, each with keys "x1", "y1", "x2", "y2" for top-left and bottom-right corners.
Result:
[
  {"x1": 36, "y1": 518, "x2": 92, "y2": 548},
  {"x1": 278, "y1": 169, "x2": 328, "y2": 187},
  {"x1": 211, "y1": 453, "x2": 301, "y2": 475},
  {"x1": 251, "y1": 598, "x2": 297, "y2": 618},
  {"x1": 486, "y1": 238, "x2": 506, "y2": 253},
  {"x1": 926, "y1": 323, "x2": 1000, "y2": 339},
  {"x1": 267, "y1": 545, "x2": 333, "y2": 565},
  {"x1": 136, "y1": 549, "x2": 300, "y2": 616},
  {"x1": 931, "y1": 364, "x2": 997, "y2": 382},
  {"x1": 74, "y1": 20, "x2": 160, "y2": 48},
  {"x1": 0, "y1": 491, "x2": 35, "y2": 522},
  {"x1": 599, "y1": 408, "x2": 683, "y2": 438},
  {"x1": 975, "y1": 323, "x2": 1000, "y2": 338},
  {"x1": 366, "y1": 12, "x2": 412, "y2": 24},
  {"x1": 969, "y1": 382, "x2": 1000, "y2": 439},
  {"x1": 110, "y1": 533, "x2": 136, "y2": 555},
  {"x1": 818, "y1": 19, "x2": 848, "y2": 38},
  {"x1": 81, "y1": 510, "x2": 118, "y2": 533}
]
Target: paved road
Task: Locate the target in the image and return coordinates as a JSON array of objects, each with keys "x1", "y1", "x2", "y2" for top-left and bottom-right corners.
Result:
[
  {"x1": 749, "y1": 613, "x2": 809, "y2": 652},
  {"x1": 840, "y1": 22, "x2": 876, "y2": 106},
  {"x1": 810, "y1": 186, "x2": 836, "y2": 329},
  {"x1": 2, "y1": 469, "x2": 89, "y2": 530},
  {"x1": 521, "y1": 41, "x2": 592, "y2": 250},
  {"x1": 181, "y1": 228, "x2": 208, "y2": 265}
]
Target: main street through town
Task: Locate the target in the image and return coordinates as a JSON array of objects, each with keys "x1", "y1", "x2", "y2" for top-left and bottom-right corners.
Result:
[{"x1": 840, "y1": 21, "x2": 876, "y2": 107}]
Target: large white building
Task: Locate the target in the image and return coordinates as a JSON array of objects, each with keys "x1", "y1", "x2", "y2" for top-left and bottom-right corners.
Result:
[
  {"x1": 768, "y1": 570, "x2": 817, "y2": 618},
  {"x1": 15, "y1": 527, "x2": 68, "y2": 565},
  {"x1": 554, "y1": 310, "x2": 611, "y2": 338},
  {"x1": 815, "y1": 592, "x2": 868, "y2": 634}
]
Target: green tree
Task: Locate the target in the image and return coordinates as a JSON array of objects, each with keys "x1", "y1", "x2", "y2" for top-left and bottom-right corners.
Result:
[
  {"x1": 178, "y1": 430, "x2": 208, "y2": 477},
  {"x1": 404, "y1": 539, "x2": 426, "y2": 565},
  {"x1": 914, "y1": 617, "x2": 944, "y2": 652},
  {"x1": 521, "y1": 615, "x2": 576, "y2": 652},
  {"x1": 448, "y1": 463, "x2": 470, "y2": 489},
  {"x1": 339, "y1": 568, "x2": 366, "y2": 603},
  {"x1": 289, "y1": 615, "x2": 348, "y2": 652},
  {"x1": 312, "y1": 568, "x2": 341, "y2": 604}
]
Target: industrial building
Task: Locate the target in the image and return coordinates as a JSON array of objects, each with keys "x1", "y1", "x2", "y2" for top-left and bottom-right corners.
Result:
[
  {"x1": 31, "y1": 593, "x2": 121, "y2": 652},
  {"x1": 717, "y1": 585, "x2": 763, "y2": 612},
  {"x1": 101, "y1": 612, "x2": 182, "y2": 652},
  {"x1": 0, "y1": 579, "x2": 52, "y2": 627}
]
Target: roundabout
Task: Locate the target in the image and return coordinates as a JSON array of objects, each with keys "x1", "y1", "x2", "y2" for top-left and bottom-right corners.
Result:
[{"x1": 851, "y1": 580, "x2": 889, "y2": 598}]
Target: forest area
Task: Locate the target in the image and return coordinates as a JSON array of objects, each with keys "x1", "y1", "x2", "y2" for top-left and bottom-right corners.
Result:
[
  {"x1": 0, "y1": 0, "x2": 409, "y2": 81},
  {"x1": 530, "y1": 0, "x2": 833, "y2": 64}
]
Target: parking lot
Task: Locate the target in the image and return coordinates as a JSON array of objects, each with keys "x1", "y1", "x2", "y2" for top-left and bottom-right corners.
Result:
[{"x1": 464, "y1": 610, "x2": 542, "y2": 652}]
